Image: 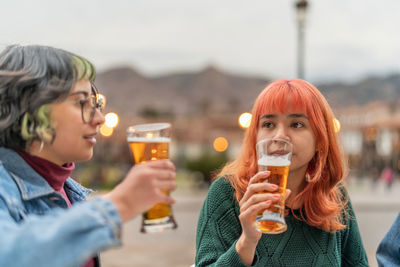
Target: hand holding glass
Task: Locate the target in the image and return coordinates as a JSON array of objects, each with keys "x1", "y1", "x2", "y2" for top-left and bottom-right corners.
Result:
[
  {"x1": 126, "y1": 123, "x2": 177, "y2": 233},
  {"x1": 254, "y1": 138, "x2": 292, "y2": 234}
]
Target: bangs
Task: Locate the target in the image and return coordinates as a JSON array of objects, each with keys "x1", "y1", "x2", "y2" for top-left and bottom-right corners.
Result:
[
  {"x1": 72, "y1": 56, "x2": 96, "y2": 82},
  {"x1": 254, "y1": 80, "x2": 311, "y2": 118}
]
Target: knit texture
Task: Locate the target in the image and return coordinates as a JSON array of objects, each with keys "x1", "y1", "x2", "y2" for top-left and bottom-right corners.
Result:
[{"x1": 195, "y1": 177, "x2": 369, "y2": 267}]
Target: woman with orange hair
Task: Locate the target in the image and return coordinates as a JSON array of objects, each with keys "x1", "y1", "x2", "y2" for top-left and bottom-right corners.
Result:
[{"x1": 195, "y1": 79, "x2": 368, "y2": 266}]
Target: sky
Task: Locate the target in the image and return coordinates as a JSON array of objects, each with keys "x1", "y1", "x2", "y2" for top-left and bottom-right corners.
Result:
[{"x1": 1, "y1": 0, "x2": 400, "y2": 84}]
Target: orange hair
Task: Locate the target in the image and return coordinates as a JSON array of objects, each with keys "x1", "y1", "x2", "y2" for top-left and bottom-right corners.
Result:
[{"x1": 218, "y1": 79, "x2": 347, "y2": 232}]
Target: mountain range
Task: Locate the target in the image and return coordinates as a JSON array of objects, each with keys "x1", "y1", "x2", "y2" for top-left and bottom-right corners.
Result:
[{"x1": 95, "y1": 65, "x2": 400, "y2": 117}]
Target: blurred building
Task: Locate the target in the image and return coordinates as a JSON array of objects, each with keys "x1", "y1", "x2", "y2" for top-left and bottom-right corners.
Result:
[{"x1": 337, "y1": 99, "x2": 400, "y2": 178}]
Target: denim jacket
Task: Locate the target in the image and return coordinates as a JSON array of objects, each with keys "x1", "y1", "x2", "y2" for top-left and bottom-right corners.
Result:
[
  {"x1": 376, "y1": 212, "x2": 400, "y2": 267},
  {"x1": 0, "y1": 147, "x2": 122, "y2": 267}
]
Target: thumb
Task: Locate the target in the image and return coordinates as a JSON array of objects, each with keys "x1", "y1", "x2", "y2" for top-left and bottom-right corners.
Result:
[{"x1": 159, "y1": 195, "x2": 176, "y2": 205}]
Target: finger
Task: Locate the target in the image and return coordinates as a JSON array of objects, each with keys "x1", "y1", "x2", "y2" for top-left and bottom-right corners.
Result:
[
  {"x1": 157, "y1": 194, "x2": 176, "y2": 205},
  {"x1": 240, "y1": 193, "x2": 280, "y2": 213},
  {"x1": 141, "y1": 160, "x2": 176, "y2": 171},
  {"x1": 240, "y1": 200, "x2": 272, "y2": 220},
  {"x1": 248, "y1": 171, "x2": 271, "y2": 185},
  {"x1": 242, "y1": 174, "x2": 279, "y2": 205},
  {"x1": 154, "y1": 180, "x2": 177, "y2": 192},
  {"x1": 149, "y1": 169, "x2": 176, "y2": 181},
  {"x1": 247, "y1": 182, "x2": 279, "y2": 195},
  {"x1": 241, "y1": 182, "x2": 279, "y2": 205}
]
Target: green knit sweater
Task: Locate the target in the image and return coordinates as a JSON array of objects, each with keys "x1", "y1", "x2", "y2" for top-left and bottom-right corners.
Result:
[{"x1": 195, "y1": 177, "x2": 369, "y2": 267}]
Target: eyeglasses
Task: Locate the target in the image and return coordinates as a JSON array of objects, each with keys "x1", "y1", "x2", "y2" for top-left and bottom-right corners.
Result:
[{"x1": 64, "y1": 83, "x2": 106, "y2": 124}]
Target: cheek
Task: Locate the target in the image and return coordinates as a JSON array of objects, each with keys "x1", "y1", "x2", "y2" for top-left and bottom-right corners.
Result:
[
  {"x1": 305, "y1": 137, "x2": 317, "y2": 161},
  {"x1": 53, "y1": 121, "x2": 79, "y2": 142},
  {"x1": 256, "y1": 130, "x2": 269, "y2": 143},
  {"x1": 256, "y1": 133, "x2": 263, "y2": 143}
]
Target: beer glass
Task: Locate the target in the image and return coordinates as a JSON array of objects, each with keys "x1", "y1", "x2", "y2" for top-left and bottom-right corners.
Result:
[
  {"x1": 254, "y1": 138, "x2": 292, "y2": 234},
  {"x1": 126, "y1": 123, "x2": 177, "y2": 233}
]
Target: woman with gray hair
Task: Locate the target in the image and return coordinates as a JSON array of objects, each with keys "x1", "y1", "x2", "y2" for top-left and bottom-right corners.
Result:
[{"x1": 0, "y1": 45, "x2": 177, "y2": 267}]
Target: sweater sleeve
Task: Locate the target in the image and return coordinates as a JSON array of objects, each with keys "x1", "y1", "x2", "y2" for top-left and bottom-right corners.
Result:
[
  {"x1": 195, "y1": 177, "x2": 257, "y2": 267},
  {"x1": 341, "y1": 189, "x2": 369, "y2": 267}
]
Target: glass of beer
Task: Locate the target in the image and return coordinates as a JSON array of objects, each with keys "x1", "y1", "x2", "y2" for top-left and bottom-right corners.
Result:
[
  {"x1": 126, "y1": 123, "x2": 177, "y2": 233},
  {"x1": 254, "y1": 138, "x2": 292, "y2": 234}
]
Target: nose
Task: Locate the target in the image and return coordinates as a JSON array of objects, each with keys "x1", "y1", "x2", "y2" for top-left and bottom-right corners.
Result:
[
  {"x1": 91, "y1": 108, "x2": 105, "y2": 126},
  {"x1": 273, "y1": 123, "x2": 290, "y2": 141}
]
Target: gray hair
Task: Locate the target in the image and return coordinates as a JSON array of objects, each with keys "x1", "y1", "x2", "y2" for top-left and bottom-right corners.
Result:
[{"x1": 0, "y1": 44, "x2": 96, "y2": 150}]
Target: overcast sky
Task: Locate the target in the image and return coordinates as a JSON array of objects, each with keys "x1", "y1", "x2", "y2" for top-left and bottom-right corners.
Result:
[{"x1": 1, "y1": 0, "x2": 400, "y2": 83}]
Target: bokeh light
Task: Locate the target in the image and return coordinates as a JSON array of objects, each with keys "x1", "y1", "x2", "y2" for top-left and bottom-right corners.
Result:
[
  {"x1": 105, "y1": 112, "x2": 119, "y2": 128},
  {"x1": 333, "y1": 118, "x2": 341, "y2": 133},
  {"x1": 213, "y1": 137, "x2": 229, "y2": 152},
  {"x1": 100, "y1": 124, "x2": 114, "y2": 137},
  {"x1": 238, "y1": 112, "x2": 252, "y2": 129}
]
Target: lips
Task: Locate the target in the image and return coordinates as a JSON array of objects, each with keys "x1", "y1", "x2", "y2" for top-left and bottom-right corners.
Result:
[
  {"x1": 271, "y1": 150, "x2": 288, "y2": 156},
  {"x1": 84, "y1": 133, "x2": 97, "y2": 145}
]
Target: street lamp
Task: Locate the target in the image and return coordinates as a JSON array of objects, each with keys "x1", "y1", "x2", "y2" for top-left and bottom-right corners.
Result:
[{"x1": 295, "y1": 0, "x2": 309, "y2": 79}]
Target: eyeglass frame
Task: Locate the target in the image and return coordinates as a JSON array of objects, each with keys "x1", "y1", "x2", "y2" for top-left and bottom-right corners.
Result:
[{"x1": 62, "y1": 83, "x2": 105, "y2": 124}]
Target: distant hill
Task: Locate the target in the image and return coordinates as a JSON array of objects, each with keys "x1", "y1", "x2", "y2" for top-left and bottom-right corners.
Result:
[
  {"x1": 95, "y1": 66, "x2": 400, "y2": 117},
  {"x1": 318, "y1": 74, "x2": 400, "y2": 108},
  {"x1": 95, "y1": 65, "x2": 269, "y2": 117}
]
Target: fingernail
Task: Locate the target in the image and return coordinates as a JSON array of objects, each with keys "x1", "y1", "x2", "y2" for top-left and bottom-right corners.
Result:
[{"x1": 167, "y1": 161, "x2": 174, "y2": 167}]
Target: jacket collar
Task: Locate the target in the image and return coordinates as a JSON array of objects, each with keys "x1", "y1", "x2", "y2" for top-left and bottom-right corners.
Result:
[{"x1": 0, "y1": 147, "x2": 91, "y2": 201}]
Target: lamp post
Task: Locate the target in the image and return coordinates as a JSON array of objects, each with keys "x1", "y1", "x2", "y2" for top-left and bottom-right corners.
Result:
[{"x1": 295, "y1": 0, "x2": 308, "y2": 79}]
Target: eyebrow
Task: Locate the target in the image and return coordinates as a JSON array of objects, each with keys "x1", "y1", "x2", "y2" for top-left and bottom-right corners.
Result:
[
  {"x1": 260, "y1": 113, "x2": 309, "y2": 119},
  {"x1": 68, "y1": 91, "x2": 89, "y2": 97}
]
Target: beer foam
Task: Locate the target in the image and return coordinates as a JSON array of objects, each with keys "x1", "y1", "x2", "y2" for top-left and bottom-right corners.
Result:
[
  {"x1": 127, "y1": 137, "x2": 170, "y2": 143},
  {"x1": 258, "y1": 155, "x2": 290, "y2": 166}
]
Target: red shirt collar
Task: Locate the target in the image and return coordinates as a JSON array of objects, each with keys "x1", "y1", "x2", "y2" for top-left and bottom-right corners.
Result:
[{"x1": 17, "y1": 151, "x2": 75, "y2": 191}]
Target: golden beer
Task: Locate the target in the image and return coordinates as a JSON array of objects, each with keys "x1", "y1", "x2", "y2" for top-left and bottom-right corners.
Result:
[
  {"x1": 254, "y1": 138, "x2": 292, "y2": 234},
  {"x1": 254, "y1": 163, "x2": 290, "y2": 233},
  {"x1": 129, "y1": 139, "x2": 169, "y2": 163},
  {"x1": 129, "y1": 139, "x2": 172, "y2": 221},
  {"x1": 126, "y1": 123, "x2": 177, "y2": 233}
]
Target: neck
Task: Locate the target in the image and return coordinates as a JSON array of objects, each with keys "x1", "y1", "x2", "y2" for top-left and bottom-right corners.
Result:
[
  {"x1": 285, "y1": 167, "x2": 308, "y2": 209},
  {"x1": 27, "y1": 141, "x2": 63, "y2": 166}
]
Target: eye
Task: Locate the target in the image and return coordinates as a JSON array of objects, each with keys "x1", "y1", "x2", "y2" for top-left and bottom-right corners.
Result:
[
  {"x1": 78, "y1": 98, "x2": 89, "y2": 106},
  {"x1": 291, "y1": 122, "x2": 304, "y2": 128},
  {"x1": 262, "y1": 121, "x2": 275, "y2": 129}
]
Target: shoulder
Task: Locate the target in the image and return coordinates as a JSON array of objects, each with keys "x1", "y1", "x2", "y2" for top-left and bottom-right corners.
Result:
[
  {"x1": 201, "y1": 176, "x2": 238, "y2": 218},
  {"x1": 335, "y1": 183, "x2": 354, "y2": 214},
  {"x1": 209, "y1": 176, "x2": 235, "y2": 195},
  {"x1": 337, "y1": 184, "x2": 355, "y2": 214},
  {"x1": 65, "y1": 178, "x2": 92, "y2": 202},
  {"x1": 0, "y1": 163, "x2": 24, "y2": 219},
  {"x1": 206, "y1": 176, "x2": 236, "y2": 205},
  {"x1": 0, "y1": 163, "x2": 20, "y2": 196},
  {"x1": 337, "y1": 182, "x2": 349, "y2": 199},
  {"x1": 197, "y1": 176, "x2": 242, "y2": 248}
]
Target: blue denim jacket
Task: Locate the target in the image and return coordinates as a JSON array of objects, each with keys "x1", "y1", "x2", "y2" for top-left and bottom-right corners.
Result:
[
  {"x1": 377, "y1": 212, "x2": 400, "y2": 267},
  {"x1": 0, "y1": 147, "x2": 122, "y2": 267}
]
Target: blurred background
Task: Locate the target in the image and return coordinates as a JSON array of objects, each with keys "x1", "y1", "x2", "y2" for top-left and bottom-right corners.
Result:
[{"x1": 2, "y1": 0, "x2": 400, "y2": 266}]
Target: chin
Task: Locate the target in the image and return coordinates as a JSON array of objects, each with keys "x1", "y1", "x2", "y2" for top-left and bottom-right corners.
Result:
[{"x1": 74, "y1": 152, "x2": 94, "y2": 163}]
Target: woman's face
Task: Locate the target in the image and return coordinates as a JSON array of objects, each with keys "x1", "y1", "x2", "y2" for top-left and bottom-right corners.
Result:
[
  {"x1": 38, "y1": 79, "x2": 105, "y2": 165},
  {"x1": 256, "y1": 110, "x2": 316, "y2": 176}
]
